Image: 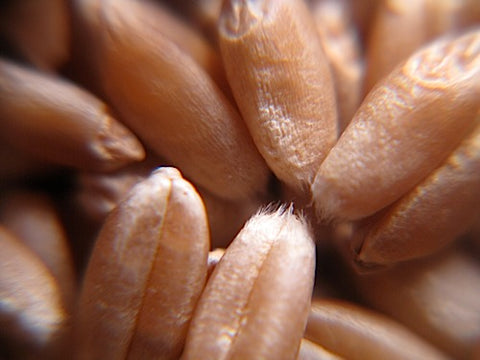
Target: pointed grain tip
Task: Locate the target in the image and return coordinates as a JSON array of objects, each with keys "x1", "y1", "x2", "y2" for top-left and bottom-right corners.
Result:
[
  {"x1": 152, "y1": 167, "x2": 182, "y2": 180},
  {"x1": 311, "y1": 174, "x2": 343, "y2": 223},
  {"x1": 220, "y1": 0, "x2": 265, "y2": 37},
  {"x1": 96, "y1": 113, "x2": 145, "y2": 169}
]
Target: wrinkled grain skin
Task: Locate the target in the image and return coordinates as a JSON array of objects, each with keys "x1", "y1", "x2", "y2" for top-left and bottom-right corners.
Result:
[
  {"x1": 352, "y1": 118, "x2": 480, "y2": 267},
  {"x1": 0, "y1": 226, "x2": 67, "y2": 360},
  {"x1": 313, "y1": 29, "x2": 480, "y2": 221},
  {"x1": 365, "y1": 0, "x2": 480, "y2": 92},
  {"x1": 181, "y1": 209, "x2": 315, "y2": 360},
  {"x1": 0, "y1": 191, "x2": 76, "y2": 309},
  {"x1": 305, "y1": 299, "x2": 448, "y2": 360},
  {"x1": 354, "y1": 249, "x2": 480, "y2": 359},
  {"x1": 78, "y1": 0, "x2": 269, "y2": 201},
  {"x1": 219, "y1": 0, "x2": 338, "y2": 192},
  {"x1": 0, "y1": 0, "x2": 70, "y2": 70},
  {"x1": 75, "y1": 168, "x2": 209, "y2": 360},
  {"x1": 0, "y1": 58, "x2": 145, "y2": 172},
  {"x1": 311, "y1": 0, "x2": 363, "y2": 133}
]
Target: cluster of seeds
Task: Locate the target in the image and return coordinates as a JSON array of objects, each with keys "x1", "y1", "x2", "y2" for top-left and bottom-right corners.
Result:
[{"x1": 1, "y1": 0, "x2": 480, "y2": 359}]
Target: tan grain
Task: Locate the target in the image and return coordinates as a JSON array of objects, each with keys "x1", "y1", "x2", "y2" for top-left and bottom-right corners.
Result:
[
  {"x1": 0, "y1": 58, "x2": 145, "y2": 171},
  {"x1": 75, "y1": 168, "x2": 209, "y2": 359},
  {"x1": 219, "y1": 0, "x2": 338, "y2": 192},
  {"x1": 312, "y1": 28, "x2": 480, "y2": 221},
  {"x1": 181, "y1": 208, "x2": 315, "y2": 360}
]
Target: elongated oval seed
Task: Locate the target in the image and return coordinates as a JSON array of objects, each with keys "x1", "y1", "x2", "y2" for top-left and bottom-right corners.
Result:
[
  {"x1": 352, "y1": 116, "x2": 480, "y2": 267},
  {"x1": 312, "y1": 28, "x2": 480, "y2": 221},
  {"x1": 75, "y1": 168, "x2": 210, "y2": 360},
  {"x1": 181, "y1": 208, "x2": 315, "y2": 360},
  {"x1": 81, "y1": 0, "x2": 269, "y2": 201},
  {"x1": 305, "y1": 299, "x2": 448, "y2": 360},
  {"x1": 354, "y1": 249, "x2": 480, "y2": 359},
  {"x1": 219, "y1": 0, "x2": 338, "y2": 192},
  {"x1": 0, "y1": 225, "x2": 67, "y2": 359},
  {"x1": 0, "y1": 58, "x2": 145, "y2": 172},
  {"x1": 0, "y1": 190, "x2": 76, "y2": 309}
]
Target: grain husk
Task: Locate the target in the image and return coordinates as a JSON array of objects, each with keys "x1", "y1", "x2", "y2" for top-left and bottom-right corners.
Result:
[
  {"x1": 219, "y1": 0, "x2": 338, "y2": 193},
  {"x1": 75, "y1": 168, "x2": 210, "y2": 359}
]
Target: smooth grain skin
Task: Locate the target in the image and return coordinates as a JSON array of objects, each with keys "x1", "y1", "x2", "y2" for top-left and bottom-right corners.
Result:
[
  {"x1": 354, "y1": 249, "x2": 480, "y2": 359},
  {"x1": 305, "y1": 299, "x2": 448, "y2": 360},
  {"x1": 0, "y1": 142, "x2": 54, "y2": 183},
  {"x1": 79, "y1": 0, "x2": 269, "y2": 201},
  {"x1": 0, "y1": 58, "x2": 145, "y2": 172},
  {"x1": 75, "y1": 156, "x2": 163, "y2": 222},
  {"x1": 311, "y1": 0, "x2": 363, "y2": 133},
  {"x1": 75, "y1": 168, "x2": 209, "y2": 360},
  {"x1": 364, "y1": 0, "x2": 429, "y2": 93},
  {"x1": 0, "y1": 0, "x2": 70, "y2": 70},
  {"x1": 206, "y1": 248, "x2": 225, "y2": 279},
  {"x1": 297, "y1": 339, "x2": 343, "y2": 360},
  {"x1": 0, "y1": 226, "x2": 67, "y2": 359},
  {"x1": 219, "y1": 0, "x2": 338, "y2": 192},
  {"x1": 171, "y1": 0, "x2": 225, "y2": 45},
  {"x1": 352, "y1": 117, "x2": 480, "y2": 267},
  {"x1": 313, "y1": 29, "x2": 480, "y2": 221},
  {"x1": 181, "y1": 209, "x2": 315, "y2": 360},
  {"x1": 0, "y1": 191, "x2": 76, "y2": 308}
]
